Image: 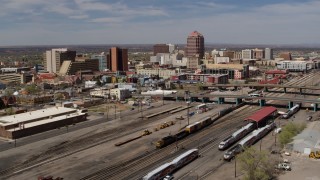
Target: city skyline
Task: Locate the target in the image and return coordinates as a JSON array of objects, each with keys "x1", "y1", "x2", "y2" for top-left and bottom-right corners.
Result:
[{"x1": 0, "y1": 0, "x2": 320, "y2": 46}]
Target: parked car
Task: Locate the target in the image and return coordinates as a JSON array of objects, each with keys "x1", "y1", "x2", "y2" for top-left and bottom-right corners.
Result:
[
  {"x1": 274, "y1": 128, "x2": 282, "y2": 134},
  {"x1": 277, "y1": 163, "x2": 291, "y2": 171},
  {"x1": 163, "y1": 175, "x2": 174, "y2": 180},
  {"x1": 284, "y1": 152, "x2": 291, "y2": 156}
]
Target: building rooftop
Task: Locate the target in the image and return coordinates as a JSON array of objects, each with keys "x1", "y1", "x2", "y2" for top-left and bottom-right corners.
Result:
[
  {"x1": 189, "y1": 31, "x2": 203, "y2": 37},
  {"x1": 0, "y1": 107, "x2": 77, "y2": 127},
  {"x1": 245, "y1": 106, "x2": 277, "y2": 123}
]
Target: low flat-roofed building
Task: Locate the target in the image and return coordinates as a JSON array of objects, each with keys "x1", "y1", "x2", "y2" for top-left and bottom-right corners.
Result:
[
  {"x1": 276, "y1": 60, "x2": 313, "y2": 72},
  {"x1": 110, "y1": 88, "x2": 130, "y2": 101},
  {"x1": 0, "y1": 106, "x2": 87, "y2": 139}
]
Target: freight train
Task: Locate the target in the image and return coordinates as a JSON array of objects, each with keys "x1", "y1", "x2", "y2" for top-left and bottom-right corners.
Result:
[
  {"x1": 218, "y1": 123, "x2": 255, "y2": 150},
  {"x1": 282, "y1": 103, "x2": 300, "y2": 119},
  {"x1": 156, "y1": 117, "x2": 213, "y2": 148},
  {"x1": 223, "y1": 122, "x2": 275, "y2": 161},
  {"x1": 143, "y1": 149, "x2": 199, "y2": 180}
]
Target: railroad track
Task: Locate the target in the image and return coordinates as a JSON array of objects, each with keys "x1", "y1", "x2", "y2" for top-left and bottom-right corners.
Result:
[
  {"x1": 184, "y1": 71, "x2": 320, "y2": 179},
  {"x1": 0, "y1": 104, "x2": 190, "y2": 179},
  {"x1": 80, "y1": 105, "x2": 260, "y2": 180}
]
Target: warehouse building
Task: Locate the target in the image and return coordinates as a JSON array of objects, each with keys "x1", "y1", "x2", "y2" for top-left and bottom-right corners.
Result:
[{"x1": 0, "y1": 107, "x2": 87, "y2": 139}]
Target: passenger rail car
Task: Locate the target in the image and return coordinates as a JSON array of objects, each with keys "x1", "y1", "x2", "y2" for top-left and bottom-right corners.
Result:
[
  {"x1": 282, "y1": 104, "x2": 300, "y2": 119},
  {"x1": 143, "y1": 149, "x2": 199, "y2": 180},
  {"x1": 224, "y1": 123, "x2": 275, "y2": 161},
  {"x1": 219, "y1": 123, "x2": 255, "y2": 150},
  {"x1": 142, "y1": 163, "x2": 175, "y2": 180}
]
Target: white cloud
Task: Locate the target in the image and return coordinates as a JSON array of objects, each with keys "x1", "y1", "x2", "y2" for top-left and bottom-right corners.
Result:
[
  {"x1": 69, "y1": 14, "x2": 89, "y2": 19},
  {"x1": 0, "y1": 0, "x2": 319, "y2": 45},
  {"x1": 89, "y1": 17, "x2": 125, "y2": 23}
]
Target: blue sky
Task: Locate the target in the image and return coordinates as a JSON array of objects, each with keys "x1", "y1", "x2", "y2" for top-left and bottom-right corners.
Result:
[{"x1": 0, "y1": 0, "x2": 319, "y2": 46}]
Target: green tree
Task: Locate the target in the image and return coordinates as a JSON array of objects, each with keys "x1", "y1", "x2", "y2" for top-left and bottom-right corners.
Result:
[
  {"x1": 279, "y1": 122, "x2": 306, "y2": 147},
  {"x1": 4, "y1": 89, "x2": 14, "y2": 96},
  {"x1": 24, "y1": 84, "x2": 40, "y2": 95},
  {"x1": 54, "y1": 93, "x2": 64, "y2": 100},
  {"x1": 238, "y1": 147, "x2": 277, "y2": 180},
  {"x1": 5, "y1": 107, "x2": 15, "y2": 115}
]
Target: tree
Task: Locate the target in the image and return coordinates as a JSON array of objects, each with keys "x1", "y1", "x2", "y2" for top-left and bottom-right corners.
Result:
[
  {"x1": 54, "y1": 93, "x2": 64, "y2": 100},
  {"x1": 24, "y1": 84, "x2": 40, "y2": 95},
  {"x1": 5, "y1": 107, "x2": 15, "y2": 115},
  {"x1": 4, "y1": 89, "x2": 14, "y2": 96},
  {"x1": 238, "y1": 147, "x2": 277, "y2": 180},
  {"x1": 279, "y1": 122, "x2": 306, "y2": 147}
]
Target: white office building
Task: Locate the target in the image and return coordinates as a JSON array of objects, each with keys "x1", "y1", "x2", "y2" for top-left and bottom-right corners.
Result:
[
  {"x1": 276, "y1": 61, "x2": 313, "y2": 72},
  {"x1": 242, "y1": 49, "x2": 253, "y2": 60},
  {"x1": 44, "y1": 48, "x2": 76, "y2": 73},
  {"x1": 265, "y1": 48, "x2": 273, "y2": 60}
]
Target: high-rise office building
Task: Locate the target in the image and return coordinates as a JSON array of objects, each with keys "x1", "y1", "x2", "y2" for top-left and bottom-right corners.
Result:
[
  {"x1": 279, "y1": 52, "x2": 292, "y2": 60},
  {"x1": 265, "y1": 48, "x2": 273, "y2": 60},
  {"x1": 186, "y1": 31, "x2": 204, "y2": 58},
  {"x1": 107, "y1": 47, "x2": 128, "y2": 72},
  {"x1": 91, "y1": 53, "x2": 107, "y2": 71},
  {"x1": 153, "y1": 44, "x2": 169, "y2": 55},
  {"x1": 252, "y1": 48, "x2": 265, "y2": 60},
  {"x1": 242, "y1": 49, "x2": 253, "y2": 59},
  {"x1": 44, "y1": 48, "x2": 76, "y2": 73}
]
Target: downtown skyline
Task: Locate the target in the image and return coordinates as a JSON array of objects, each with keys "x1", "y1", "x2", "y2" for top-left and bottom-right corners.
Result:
[{"x1": 0, "y1": 0, "x2": 320, "y2": 46}]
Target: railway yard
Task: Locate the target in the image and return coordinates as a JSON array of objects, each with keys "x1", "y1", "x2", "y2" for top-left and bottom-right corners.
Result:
[{"x1": 0, "y1": 72, "x2": 320, "y2": 179}]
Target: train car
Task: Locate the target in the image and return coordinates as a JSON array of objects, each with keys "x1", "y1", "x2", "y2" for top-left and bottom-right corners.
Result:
[
  {"x1": 219, "y1": 123, "x2": 255, "y2": 150},
  {"x1": 185, "y1": 122, "x2": 201, "y2": 133},
  {"x1": 254, "y1": 122, "x2": 275, "y2": 141},
  {"x1": 282, "y1": 104, "x2": 300, "y2": 119},
  {"x1": 156, "y1": 135, "x2": 176, "y2": 148},
  {"x1": 224, "y1": 123, "x2": 275, "y2": 161},
  {"x1": 224, "y1": 133, "x2": 256, "y2": 161},
  {"x1": 175, "y1": 131, "x2": 189, "y2": 140},
  {"x1": 142, "y1": 162, "x2": 175, "y2": 180},
  {"x1": 199, "y1": 117, "x2": 212, "y2": 128},
  {"x1": 171, "y1": 149, "x2": 199, "y2": 170},
  {"x1": 223, "y1": 144, "x2": 242, "y2": 161}
]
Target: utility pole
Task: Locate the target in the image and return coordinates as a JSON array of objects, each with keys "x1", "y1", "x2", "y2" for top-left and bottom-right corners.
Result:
[
  {"x1": 234, "y1": 155, "x2": 237, "y2": 178},
  {"x1": 186, "y1": 90, "x2": 190, "y2": 126},
  {"x1": 162, "y1": 88, "x2": 164, "y2": 106},
  {"x1": 187, "y1": 101, "x2": 190, "y2": 126},
  {"x1": 114, "y1": 105, "x2": 117, "y2": 119},
  {"x1": 106, "y1": 106, "x2": 109, "y2": 120},
  {"x1": 140, "y1": 100, "x2": 143, "y2": 119}
]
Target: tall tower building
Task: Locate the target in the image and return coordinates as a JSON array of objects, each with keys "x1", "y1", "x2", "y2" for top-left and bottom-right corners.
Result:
[
  {"x1": 252, "y1": 48, "x2": 265, "y2": 60},
  {"x1": 186, "y1": 31, "x2": 204, "y2": 58},
  {"x1": 44, "y1": 48, "x2": 76, "y2": 73},
  {"x1": 107, "y1": 47, "x2": 128, "y2": 72},
  {"x1": 264, "y1": 48, "x2": 273, "y2": 60},
  {"x1": 153, "y1": 44, "x2": 169, "y2": 55},
  {"x1": 242, "y1": 49, "x2": 253, "y2": 59},
  {"x1": 279, "y1": 52, "x2": 292, "y2": 60},
  {"x1": 91, "y1": 53, "x2": 107, "y2": 71}
]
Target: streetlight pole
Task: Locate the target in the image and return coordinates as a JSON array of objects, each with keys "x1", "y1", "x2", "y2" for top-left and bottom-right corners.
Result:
[
  {"x1": 185, "y1": 90, "x2": 190, "y2": 126},
  {"x1": 162, "y1": 89, "x2": 164, "y2": 105},
  {"x1": 114, "y1": 105, "x2": 117, "y2": 119},
  {"x1": 234, "y1": 155, "x2": 237, "y2": 178},
  {"x1": 187, "y1": 102, "x2": 190, "y2": 126},
  {"x1": 140, "y1": 100, "x2": 143, "y2": 119}
]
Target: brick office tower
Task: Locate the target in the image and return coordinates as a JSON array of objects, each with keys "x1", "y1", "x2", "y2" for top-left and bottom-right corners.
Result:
[
  {"x1": 185, "y1": 31, "x2": 205, "y2": 58},
  {"x1": 107, "y1": 47, "x2": 128, "y2": 72},
  {"x1": 153, "y1": 44, "x2": 169, "y2": 55}
]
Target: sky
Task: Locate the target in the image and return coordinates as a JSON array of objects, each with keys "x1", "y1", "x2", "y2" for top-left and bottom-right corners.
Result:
[{"x1": 0, "y1": 0, "x2": 320, "y2": 46}]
